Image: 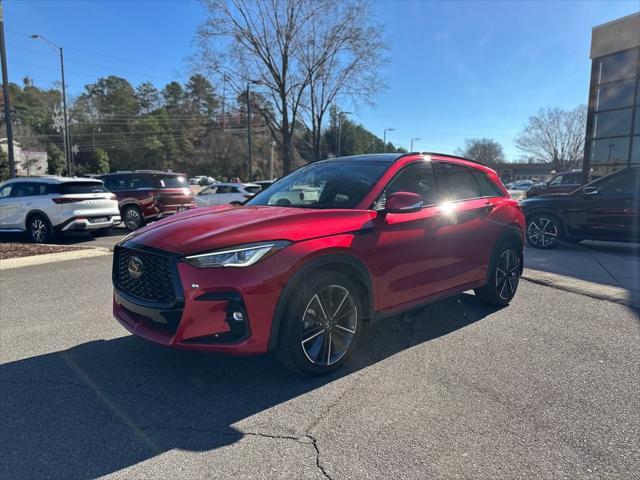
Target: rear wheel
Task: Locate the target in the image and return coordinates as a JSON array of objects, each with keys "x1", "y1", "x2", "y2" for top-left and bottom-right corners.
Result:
[
  {"x1": 122, "y1": 206, "x2": 144, "y2": 231},
  {"x1": 276, "y1": 271, "x2": 362, "y2": 375},
  {"x1": 28, "y1": 214, "x2": 53, "y2": 243},
  {"x1": 526, "y1": 214, "x2": 562, "y2": 249},
  {"x1": 475, "y1": 243, "x2": 521, "y2": 307}
]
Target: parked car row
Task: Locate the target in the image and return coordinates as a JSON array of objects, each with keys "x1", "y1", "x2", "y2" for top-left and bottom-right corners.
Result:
[{"x1": 0, "y1": 170, "x2": 277, "y2": 242}]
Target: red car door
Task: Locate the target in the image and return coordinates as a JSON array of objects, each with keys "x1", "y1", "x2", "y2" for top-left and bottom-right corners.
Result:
[{"x1": 362, "y1": 160, "x2": 463, "y2": 312}]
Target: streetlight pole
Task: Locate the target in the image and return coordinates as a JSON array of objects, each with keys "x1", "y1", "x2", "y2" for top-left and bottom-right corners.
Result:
[
  {"x1": 383, "y1": 128, "x2": 395, "y2": 151},
  {"x1": 410, "y1": 137, "x2": 421, "y2": 152},
  {"x1": 246, "y1": 83, "x2": 252, "y2": 181},
  {"x1": 337, "y1": 111, "x2": 352, "y2": 157},
  {"x1": 30, "y1": 34, "x2": 72, "y2": 175},
  {"x1": 0, "y1": 2, "x2": 15, "y2": 177}
]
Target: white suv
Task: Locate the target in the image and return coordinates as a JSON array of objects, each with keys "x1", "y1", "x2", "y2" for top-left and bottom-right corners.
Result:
[{"x1": 0, "y1": 177, "x2": 121, "y2": 243}]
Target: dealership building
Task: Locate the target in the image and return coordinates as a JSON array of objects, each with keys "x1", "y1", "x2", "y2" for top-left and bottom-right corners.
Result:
[{"x1": 583, "y1": 13, "x2": 640, "y2": 180}]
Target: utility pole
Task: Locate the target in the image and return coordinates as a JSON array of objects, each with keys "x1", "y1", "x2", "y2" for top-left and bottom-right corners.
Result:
[
  {"x1": 30, "y1": 34, "x2": 72, "y2": 175},
  {"x1": 270, "y1": 140, "x2": 275, "y2": 179},
  {"x1": 246, "y1": 83, "x2": 252, "y2": 182},
  {"x1": 410, "y1": 137, "x2": 421, "y2": 151},
  {"x1": 383, "y1": 128, "x2": 395, "y2": 152},
  {"x1": 0, "y1": 1, "x2": 16, "y2": 177}
]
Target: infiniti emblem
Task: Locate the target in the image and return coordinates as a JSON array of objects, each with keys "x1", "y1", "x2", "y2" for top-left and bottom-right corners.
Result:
[{"x1": 128, "y1": 256, "x2": 143, "y2": 280}]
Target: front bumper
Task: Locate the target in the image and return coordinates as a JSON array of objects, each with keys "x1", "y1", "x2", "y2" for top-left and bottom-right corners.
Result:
[{"x1": 112, "y1": 242, "x2": 291, "y2": 355}]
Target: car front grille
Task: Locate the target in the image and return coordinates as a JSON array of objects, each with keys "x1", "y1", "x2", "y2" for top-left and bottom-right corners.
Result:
[{"x1": 114, "y1": 246, "x2": 176, "y2": 304}]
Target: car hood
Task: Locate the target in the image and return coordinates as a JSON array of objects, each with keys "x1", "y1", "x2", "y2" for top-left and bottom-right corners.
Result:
[{"x1": 124, "y1": 205, "x2": 377, "y2": 255}]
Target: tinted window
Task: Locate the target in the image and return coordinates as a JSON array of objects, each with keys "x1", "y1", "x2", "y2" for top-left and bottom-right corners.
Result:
[
  {"x1": 596, "y1": 79, "x2": 636, "y2": 111},
  {"x1": 229, "y1": 187, "x2": 239, "y2": 193},
  {"x1": 632, "y1": 136, "x2": 640, "y2": 164},
  {"x1": 435, "y1": 162, "x2": 482, "y2": 200},
  {"x1": 157, "y1": 175, "x2": 187, "y2": 188},
  {"x1": 548, "y1": 175, "x2": 563, "y2": 186},
  {"x1": 595, "y1": 169, "x2": 640, "y2": 196},
  {"x1": 128, "y1": 174, "x2": 155, "y2": 189},
  {"x1": 383, "y1": 161, "x2": 438, "y2": 206},
  {"x1": 102, "y1": 175, "x2": 124, "y2": 191},
  {"x1": 59, "y1": 182, "x2": 107, "y2": 194},
  {"x1": 247, "y1": 161, "x2": 388, "y2": 209},
  {"x1": 562, "y1": 174, "x2": 581, "y2": 185},
  {"x1": 216, "y1": 186, "x2": 231, "y2": 194},
  {"x1": 244, "y1": 185, "x2": 261, "y2": 193},
  {"x1": 472, "y1": 171, "x2": 504, "y2": 197},
  {"x1": 10, "y1": 183, "x2": 40, "y2": 197}
]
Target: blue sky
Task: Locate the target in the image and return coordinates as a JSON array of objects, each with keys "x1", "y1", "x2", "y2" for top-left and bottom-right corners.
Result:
[{"x1": 4, "y1": 0, "x2": 639, "y2": 160}]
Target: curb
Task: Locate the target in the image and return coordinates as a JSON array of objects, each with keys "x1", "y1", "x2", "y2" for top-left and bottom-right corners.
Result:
[
  {"x1": 522, "y1": 268, "x2": 639, "y2": 309},
  {"x1": 0, "y1": 248, "x2": 112, "y2": 271}
]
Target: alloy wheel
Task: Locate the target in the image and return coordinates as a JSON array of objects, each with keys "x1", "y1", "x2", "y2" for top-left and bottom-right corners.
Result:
[
  {"x1": 527, "y1": 217, "x2": 558, "y2": 247},
  {"x1": 124, "y1": 209, "x2": 141, "y2": 230},
  {"x1": 30, "y1": 218, "x2": 48, "y2": 243},
  {"x1": 300, "y1": 285, "x2": 358, "y2": 367},
  {"x1": 495, "y1": 249, "x2": 520, "y2": 300}
]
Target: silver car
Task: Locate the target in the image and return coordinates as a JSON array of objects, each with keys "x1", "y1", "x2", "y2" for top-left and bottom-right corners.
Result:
[{"x1": 0, "y1": 176, "x2": 121, "y2": 243}]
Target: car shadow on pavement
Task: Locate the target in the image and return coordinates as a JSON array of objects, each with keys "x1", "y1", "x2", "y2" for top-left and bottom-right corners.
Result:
[{"x1": 0, "y1": 293, "x2": 497, "y2": 479}]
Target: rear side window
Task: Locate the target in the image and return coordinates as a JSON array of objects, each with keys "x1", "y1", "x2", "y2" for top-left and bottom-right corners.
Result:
[
  {"x1": 157, "y1": 175, "x2": 187, "y2": 188},
  {"x1": 128, "y1": 174, "x2": 155, "y2": 189},
  {"x1": 244, "y1": 185, "x2": 261, "y2": 194},
  {"x1": 102, "y1": 175, "x2": 125, "y2": 191},
  {"x1": 9, "y1": 182, "x2": 48, "y2": 197},
  {"x1": 472, "y1": 171, "x2": 504, "y2": 197},
  {"x1": 59, "y1": 182, "x2": 107, "y2": 194},
  {"x1": 435, "y1": 162, "x2": 482, "y2": 201}
]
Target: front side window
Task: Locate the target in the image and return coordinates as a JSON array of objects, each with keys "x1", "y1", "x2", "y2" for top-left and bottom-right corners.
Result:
[
  {"x1": 561, "y1": 174, "x2": 581, "y2": 185},
  {"x1": 10, "y1": 183, "x2": 37, "y2": 197},
  {"x1": 383, "y1": 161, "x2": 439, "y2": 206},
  {"x1": 472, "y1": 171, "x2": 504, "y2": 197},
  {"x1": 128, "y1": 175, "x2": 155, "y2": 190},
  {"x1": 216, "y1": 186, "x2": 231, "y2": 194},
  {"x1": 594, "y1": 169, "x2": 640, "y2": 196},
  {"x1": 247, "y1": 160, "x2": 389, "y2": 209},
  {"x1": 548, "y1": 175, "x2": 563, "y2": 186},
  {"x1": 435, "y1": 162, "x2": 482, "y2": 201}
]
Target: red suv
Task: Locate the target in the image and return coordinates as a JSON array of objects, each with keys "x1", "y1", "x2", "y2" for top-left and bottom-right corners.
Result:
[
  {"x1": 99, "y1": 171, "x2": 195, "y2": 230},
  {"x1": 112, "y1": 154, "x2": 525, "y2": 374}
]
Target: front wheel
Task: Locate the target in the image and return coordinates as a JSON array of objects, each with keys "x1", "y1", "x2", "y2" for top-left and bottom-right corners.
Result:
[
  {"x1": 475, "y1": 243, "x2": 521, "y2": 307},
  {"x1": 275, "y1": 271, "x2": 362, "y2": 375},
  {"x1": 526, "y1": 214, "x2": 562, "y2": 249}
]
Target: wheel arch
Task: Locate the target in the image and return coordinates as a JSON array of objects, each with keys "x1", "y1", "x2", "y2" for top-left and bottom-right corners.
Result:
[
  {"x1": 267, "y1": 253, "x2": 374, "y2": 352},
  {"x1": 24, "y1": 209, "x2": 52, "y2": 231}
]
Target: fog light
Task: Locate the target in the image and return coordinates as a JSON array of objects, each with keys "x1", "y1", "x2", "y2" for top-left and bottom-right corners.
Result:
[{"x1": 232, "y1": 311, "x2": 244, "y2": 322}]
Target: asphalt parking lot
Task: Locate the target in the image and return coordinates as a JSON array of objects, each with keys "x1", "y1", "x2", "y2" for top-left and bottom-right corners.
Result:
[{"x1": 1, "y1": 253, "x2": 638, "y2": 479}]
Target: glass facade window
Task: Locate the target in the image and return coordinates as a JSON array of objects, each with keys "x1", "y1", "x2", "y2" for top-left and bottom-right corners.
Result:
[
  {"x1": 590, "y1": 137, "x2": 630, "y2": 164},
  {"x1": 597, "y1": 49, "x2": 639, "y2": 83},
  {"x1": 631, "y1": 136, "x2": 640, "y2": 163},
  {"x1": 596, "y1": 79, "x2": 635, "y2": 110},
  {"x1": 594, "y1": 109, "x2": 633, "y2": 137},
  {"x1": 635, "y1": 108, "x2": 640, "y2": 134}
]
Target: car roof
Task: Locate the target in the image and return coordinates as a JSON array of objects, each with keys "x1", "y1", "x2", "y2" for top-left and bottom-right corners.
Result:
[
  {"x1": 208, "y1": 182, "x2": 259, "y2": 187},
  {"x1": 323, "y1": 153, "x2": 405, "y2": 163},
  {"x1": 0, "y1": 176, "x2": 104, "y2": 185}
]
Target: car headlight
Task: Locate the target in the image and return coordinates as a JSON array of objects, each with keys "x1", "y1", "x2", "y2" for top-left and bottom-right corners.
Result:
[{"x1": 184, "y1": 241, "x2": 290, "y2": 268}]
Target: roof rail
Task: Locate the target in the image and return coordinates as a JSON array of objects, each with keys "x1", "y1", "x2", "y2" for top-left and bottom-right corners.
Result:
[{"x1": 420, "y1": 151, "x2": 484, "y2": 165}]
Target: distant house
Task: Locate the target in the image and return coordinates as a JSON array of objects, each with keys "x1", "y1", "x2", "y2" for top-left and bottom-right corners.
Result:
[{"x1": 0, "y1": 138, "x2": 48, "y2": 176}]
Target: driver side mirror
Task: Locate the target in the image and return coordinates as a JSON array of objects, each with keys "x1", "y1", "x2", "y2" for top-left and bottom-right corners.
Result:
[
  {"x1": 385, "y1": 192, "x2": 424, "y2": 213},
  {"x1": 582, "y1": 186, "x2": 599, "y2": 197}
]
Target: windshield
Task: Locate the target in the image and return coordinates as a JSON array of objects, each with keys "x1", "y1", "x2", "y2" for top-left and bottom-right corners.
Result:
[
  {"x1": 246, "y1": 161, "x2": 389, "y2": 209},
  {"x1": 157, "y1": 175, "x2": 187, "y2": 188}
]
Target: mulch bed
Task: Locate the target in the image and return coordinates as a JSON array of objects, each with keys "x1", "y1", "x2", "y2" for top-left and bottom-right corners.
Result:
[{"x1": 0, "y1": 243, "x2": 79, "y2": 260}]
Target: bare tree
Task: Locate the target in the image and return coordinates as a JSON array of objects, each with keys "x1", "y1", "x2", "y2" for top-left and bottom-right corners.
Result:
[
  {"x1": 299, "y1": 0, "x2": 386, "y2": 161},
  {"x1": 456, "y1": 138, "x2": 505, "y2": 165},
  {"x1": 515, "y1": 105, "x2": 587, "y2": 170},
  {"x1": 198, "y1": 0, "x2": 328, "y2": 174}
]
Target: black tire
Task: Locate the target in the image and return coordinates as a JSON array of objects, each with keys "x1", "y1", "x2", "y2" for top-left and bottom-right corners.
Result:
[
  {"x1": 275, "y1": 270, "x2": 363, "y2": 375},
  {"x1": 474, "y1": 242, "x2": 522, "y2": 307},
  {"x1": 27, "y1": 213, "x2": 53, "y2": 244},
  {"x1": 122, "y1": 205, "x2": 144, "y2": 231},
  {"x1": 526, "y1": 213, "x2": 562, "y2": 249}
]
